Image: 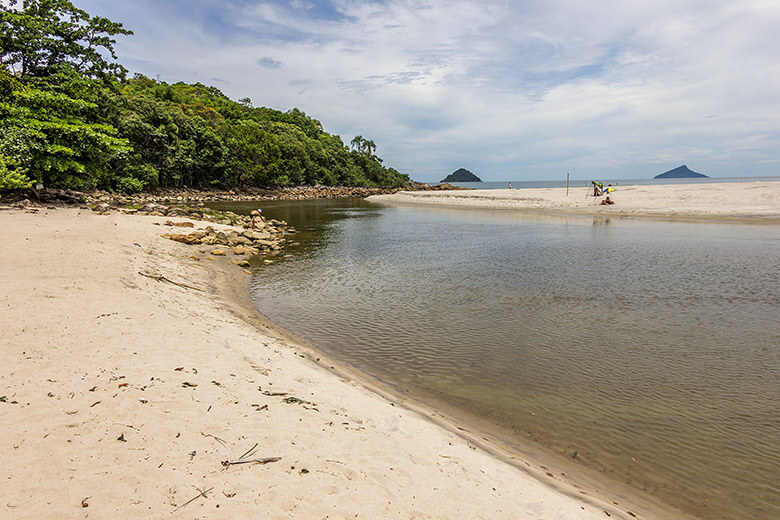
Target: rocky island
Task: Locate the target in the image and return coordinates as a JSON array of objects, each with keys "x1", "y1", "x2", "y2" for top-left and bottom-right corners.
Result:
[
  {"x1": 441, "y1": 168, "x2": 482, "y2": 183},
  {"x1": 654, "y1": 165, "x2": 708, "y2": 179}
]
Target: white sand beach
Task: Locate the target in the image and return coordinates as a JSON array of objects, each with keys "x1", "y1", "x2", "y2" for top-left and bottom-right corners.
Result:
[
  {"x1": 0, "y1": 206, "x2": 681, "y2": 520},
  {"x1": 367, "y1": 181, "x2": 780, "y2": 221}
]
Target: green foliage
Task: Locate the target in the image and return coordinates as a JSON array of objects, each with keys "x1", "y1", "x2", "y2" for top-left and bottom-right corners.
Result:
[
  {"x1": 0, "y1": 3, "x2": 410, "y2": 192},
  {"x1": 0, "y1": 0, "x2": 132, "y2": 80},
  {"x1": 0, "y1": 154, "x2": 32, "y2": 198},
  {"x1": 111, "y1": 76, "x2": 409, "y2": 189},
  {"x1": 0, "y1": 67, "x2": 131, "y2": 190},
  {"x1": 115, "y1": 158, "x2": 158, "y2": 192}
]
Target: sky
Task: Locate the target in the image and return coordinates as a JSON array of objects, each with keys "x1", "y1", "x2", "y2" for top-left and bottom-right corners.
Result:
[{"x1": 75, "y1": 0, "x2": 780, "y2": 183}]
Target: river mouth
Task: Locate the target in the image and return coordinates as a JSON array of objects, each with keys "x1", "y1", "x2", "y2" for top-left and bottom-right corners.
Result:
[{"x1": 210, "y1": 198, "x2": 780, "y2": 520}]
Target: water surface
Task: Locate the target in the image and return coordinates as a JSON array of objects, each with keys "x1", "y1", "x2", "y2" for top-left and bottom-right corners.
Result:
[
  {"x1": 446, "y1": 175, "x2": 780, "y2": 190},
  {"x1": 212, "y1": 199, "x2": 780, "y2": 520}
]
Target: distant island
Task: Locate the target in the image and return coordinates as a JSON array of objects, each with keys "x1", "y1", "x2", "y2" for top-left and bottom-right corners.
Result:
[
  {"x1": 441, "y1": 168, "x2": 482, "y2": 183},
  {"x1": 654, "y1": 165, "x2": 708, "y2": 179}
]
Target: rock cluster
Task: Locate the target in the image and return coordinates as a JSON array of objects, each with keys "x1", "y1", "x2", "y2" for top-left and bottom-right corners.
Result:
[
  {"x1": 2, "y1": 182, "x2": 462, "y2": 271},
  {"x1": 428, "y1": 183, "x2": 467, "y2": 191},
  {"x1": 82, "y1": 182, "x2": 449, "y2": 206},
  {"x1": 161, "y1": 223, "x2": 288, "y2": 266},
  {"x1": 3, "y1": 182, "x2": 464, "y2": 210},
  {"x1": 83, "y1": 199, "x2": 294, "y2": 269},
  {"x1": 160, "y1": 216, "x2": 294, "y2": 270},
  {"x1": 90, "y1": 201, "x2": 275, "y2": 228}
]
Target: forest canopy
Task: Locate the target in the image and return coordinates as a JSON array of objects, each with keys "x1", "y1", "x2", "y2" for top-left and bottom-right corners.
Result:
[{"x1": 0, "y1": 0, "x2": 409, "y2": 193}]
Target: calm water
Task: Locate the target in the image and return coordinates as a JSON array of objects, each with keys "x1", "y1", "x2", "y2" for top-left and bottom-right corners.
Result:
[{"x1": 212, "y1": 199, "x2": 780, "y2": 520}]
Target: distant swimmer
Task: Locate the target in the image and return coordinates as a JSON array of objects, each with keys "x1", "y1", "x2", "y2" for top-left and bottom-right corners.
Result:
[{"x1": 250, "y1": 208, "x2": 262, "y2": 229}]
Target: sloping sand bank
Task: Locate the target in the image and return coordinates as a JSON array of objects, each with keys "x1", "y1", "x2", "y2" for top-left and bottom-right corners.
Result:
[
  {"x1": 367, "y1": 181, "x2": 780, "y2": 221},
  {"x1": 1, "y1": 207, "x2": 680, "y2": 519}
]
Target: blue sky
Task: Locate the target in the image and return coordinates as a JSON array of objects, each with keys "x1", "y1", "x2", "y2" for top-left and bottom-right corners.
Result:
[{"x1": 77, "y1": 0, "x2": 780, "y2": 182}]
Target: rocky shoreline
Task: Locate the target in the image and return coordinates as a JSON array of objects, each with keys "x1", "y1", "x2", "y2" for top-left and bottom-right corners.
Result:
[
  {"x1": 125, "y1": 203, "x2": 295, "y2": 271},
  {"x1": 1, "y1": 181, "x2": 462, "y2": 207},
  {"x1": 159, "y1": 218, "x2": 294, "y2": 271},
  {"x1": 4, "y1": 193, "x2": 297, "y2": 273},
  {"x1": 0, "y1": 182, "x2": 464, "y2": 273}
]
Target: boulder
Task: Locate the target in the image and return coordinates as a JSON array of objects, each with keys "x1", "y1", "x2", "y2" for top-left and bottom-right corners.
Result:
[
  {"x1": 138, "y1": 203, "x2": 169, "y2": 214},
  {"x1": 166, "y1": 233, "x2": 201, "y2": 245},
  {"x1": 210, "y1": 249, "x2": 227, "y2": 256},
  {"x1": 164, "y1": 220, "x2": 195, "y2": 228},
  {"x1": 243, "y1": 231, "x2": 272, "y2": 241}
]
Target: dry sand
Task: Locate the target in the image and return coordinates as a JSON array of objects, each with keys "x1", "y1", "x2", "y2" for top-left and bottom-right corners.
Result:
[
  {"x1": 367, "y1": 181, "x2": 780, "y2": 221},
  {"x1": 0, "y1": 206, "x2": 683, "y2": 519}
]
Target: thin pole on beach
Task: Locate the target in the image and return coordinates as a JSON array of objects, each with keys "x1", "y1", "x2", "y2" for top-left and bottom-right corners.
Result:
[{"x1": 566, "y1": 173, "x2": 569, "y2": 196}]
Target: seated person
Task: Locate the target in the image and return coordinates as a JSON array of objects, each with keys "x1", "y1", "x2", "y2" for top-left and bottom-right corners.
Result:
[{"x1": 600, "y1": 196, "x2": 614, "y2": 205}]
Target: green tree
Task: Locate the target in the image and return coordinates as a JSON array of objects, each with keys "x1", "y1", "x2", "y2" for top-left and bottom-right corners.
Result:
[
  {"x1": 350, "y1": 135, "x2": 377, "y2": 157},
  {"x1": 350, "y1": 135, "x2": 364, "y2": 152},
  {"x1": 0, "y1": 2, "x2": 412, "y2": 192},
  {"x1": 0, "y1": 70, "x2": 131, "y2": 189},
  {"x1": 0, "y1": 154, "x2": 32, "y2": 198},
  {"x1": 0, "y1": 0, "x2": 132, "y2": 80},
  {"x1": 0, "y1": 2, "x2": 135, "y2": 190}
]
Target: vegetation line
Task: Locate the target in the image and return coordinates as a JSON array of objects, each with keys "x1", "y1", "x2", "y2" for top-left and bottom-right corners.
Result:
[{"x1": 1, "y1": 0, "x2": 410, "y2": 197}]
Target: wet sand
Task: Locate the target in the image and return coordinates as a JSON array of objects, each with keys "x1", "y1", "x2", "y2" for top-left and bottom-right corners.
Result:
[
  {"x1": 367, "y1": 181, "x2": 780, "y2": 222},
  {"x1": 0, "y1": 206, "x2": 687, "y2": 519}
]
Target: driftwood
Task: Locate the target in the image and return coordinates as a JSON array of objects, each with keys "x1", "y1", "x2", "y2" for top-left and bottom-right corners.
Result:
[{"x1": 138, "y1": 271, "x2": 204, "y2": 292}]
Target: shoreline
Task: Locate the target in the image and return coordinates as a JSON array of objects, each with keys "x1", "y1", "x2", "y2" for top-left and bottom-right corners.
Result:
[
  {"x1": 0, "y1": 207, "x2": 688, "y2": 519},
  {"x1": 366, "y1": 180, "x2": 780, "y2": 222}
]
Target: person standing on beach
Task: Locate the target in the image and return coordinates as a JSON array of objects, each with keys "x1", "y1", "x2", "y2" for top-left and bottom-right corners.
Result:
[{"x1": 250, "y1": 208, "x2": 262, "y2": 230}]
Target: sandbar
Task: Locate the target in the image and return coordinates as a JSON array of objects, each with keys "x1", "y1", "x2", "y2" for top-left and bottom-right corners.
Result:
[
  {"x1": 367, "y1": 181, "x2": 780, "y2": 222},
  {"x1": 1, "y1": 207, "x2": 685, "y2": 519}
]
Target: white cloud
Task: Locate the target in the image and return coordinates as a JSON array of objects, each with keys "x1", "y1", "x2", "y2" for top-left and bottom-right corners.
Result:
[{"x1": 76, "y1": 0, "x2": 780, "y2": 180}]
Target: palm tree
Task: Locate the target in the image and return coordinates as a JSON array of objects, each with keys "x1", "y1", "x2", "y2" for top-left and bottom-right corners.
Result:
[{"x1": 350, "y1": 135, "x2": 378, "y2": 156}]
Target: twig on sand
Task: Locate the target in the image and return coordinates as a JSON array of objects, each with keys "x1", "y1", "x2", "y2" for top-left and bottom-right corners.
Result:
[
  {"x1": 221, "y1": 457, "x2": 281, "y2": 468},
  {"x1": 138, "y1": 271, "x2": 204, "y2": 292},
  {"x1": 201, "y1": 431, "x2": 227, "y2": 448},
  {"x1": 239, "y1": 442, "x2": 259, "y2": 460},
  {"x1": 176, "y1": 486, "x2": 214, "y2": 510}
]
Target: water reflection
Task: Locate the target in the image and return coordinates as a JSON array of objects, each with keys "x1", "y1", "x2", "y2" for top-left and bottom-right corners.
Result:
[{"x1": 211, "y1": 199, "x2": 780, "y2": 520}]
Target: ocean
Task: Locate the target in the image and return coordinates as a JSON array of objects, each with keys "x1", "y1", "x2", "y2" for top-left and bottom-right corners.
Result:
[{"x1": 443, "y1": 175, "x2": 780, "y2": 190}]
